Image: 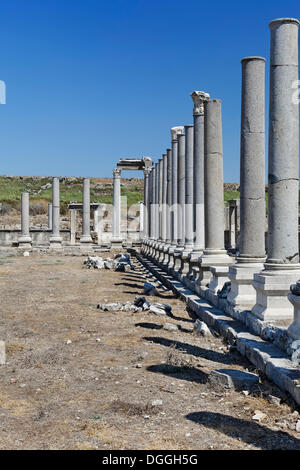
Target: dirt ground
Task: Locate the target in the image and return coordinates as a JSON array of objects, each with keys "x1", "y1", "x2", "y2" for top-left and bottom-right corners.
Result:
[{"x1": 0, "y1": 251, "x2": 300, "y2": 450}]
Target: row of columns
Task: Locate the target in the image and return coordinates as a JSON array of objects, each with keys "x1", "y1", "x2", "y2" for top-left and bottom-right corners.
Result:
[
  {"x1": 18, "y1": 177, "x2": 93, "y2": 248},
  {"x1": 142, "y1": 18, "x2": 300, "y2": 330}
]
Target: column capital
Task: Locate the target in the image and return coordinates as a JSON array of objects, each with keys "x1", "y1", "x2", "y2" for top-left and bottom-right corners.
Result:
[
  {"x1": 113, "y1": 168, "x2": 121, "y2": 178},
  {"x1": 269, "y1": 17, "x2": 300, "y2": 29},
  {"x1": 171, "y1": 126, "x2": 184, "y2": 142},
  {"x1": 190, "y1": 90, "x2": 210, "y2": 115}
]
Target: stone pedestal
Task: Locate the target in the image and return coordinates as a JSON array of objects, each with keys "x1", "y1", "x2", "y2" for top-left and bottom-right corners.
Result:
[
  {"x1": 18, "y1": 192, "x2": 32, "y2": 248},
  {"x1": 49, "y1": 177, "x2": 62, "y2": 247},
  {"x1": 252, "y1": 18, "x2": 300, "y2": 321},
  {"x1": 288, "y1": 288, "x2": 300, "y2": 340},
  {"x1": 80, "y1": 178, "x2": 93, "y2": 246},
  {"x1": 228, "y1": 56, "x2": 267, "y2": 308}
]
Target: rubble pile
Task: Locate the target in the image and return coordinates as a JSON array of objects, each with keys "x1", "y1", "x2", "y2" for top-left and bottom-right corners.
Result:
[
  {"x1": 84, "y1": 253, "x2": 134, "y2": 272},
  {"x1": 97, "y1": 296, "x2": 171, "y2": 316}
]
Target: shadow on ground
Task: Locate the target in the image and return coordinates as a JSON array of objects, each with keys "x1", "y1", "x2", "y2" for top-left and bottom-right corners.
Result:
[{"x1": 186, "y1": 411, "x2": 300, "y2": 450}]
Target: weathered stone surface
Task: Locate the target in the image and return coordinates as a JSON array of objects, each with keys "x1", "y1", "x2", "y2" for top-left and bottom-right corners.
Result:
[
  {"x1": 193, "y1": 319, "x2": 212, "y2": 337},
  {"x1": 209, "y1": 368, "x2": 259, "y2": 391},
  {"x1": 144, "y1": 282, "x2": 157, "y2": 296},
  {"x1": 163, "y1": 322, "x2": 179, "y2": 331}
]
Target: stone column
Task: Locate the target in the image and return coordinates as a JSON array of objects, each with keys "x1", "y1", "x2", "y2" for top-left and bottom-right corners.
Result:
[
  {"x1": 179, "y1": 125, "x2": 194, "y2": 276},
  {"x1": 173, "y1": 132, "x2": 186, "y2": 273},
  {"x1": 158, "y1": 153, "x2": 168, "y2": 264},
  {"x1": 111, "y1": 168, "x2": 123, "y2": 249},
  {"x1": 49, "y1": 177, "x2": 62, "y2": 247},
  {"x1": 70, "y1": 210, "x2": 77, "y2": 244},
  {"x1": 48, "y1": 203, "x2": 52, "y2": 230},
  {"x1": 168, "y1": 126, "x2": 184, "y2": 271},
  {"x1": 162, "y1": 149, "x2": 172, "y2": 267},
  {"x1": 143, "y1": 168, "x2": 151, "y2": 240},
  {"x1": 18, "y1": 192, "x2": 32, "y2": 248},
  {"x1": 201, "y1": 99, "x2": 234, "y2": 295},
  {"x1": 190, "y1": 91, "x2": 210, "y2": 259},
  {"x1": 149, "y1": 165, "x2": 156, "y2": 257},
  {"x1": 227, "y1": 57, "x2": 266, "y2": 310},
  {"x1": 80, "y1": 178, "x2": 92, "y2": 245},
  {"x1": 252, "y1": 18, "x2": 300, "y2": 321},
  {"x1": 139, "y1": 201, "x2": 144, "y2": 239}
]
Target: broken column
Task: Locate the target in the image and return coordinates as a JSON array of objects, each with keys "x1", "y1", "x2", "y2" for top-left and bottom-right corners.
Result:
[
  {"x1": 18, "y1": 192, "x2": 32, "y2": 248},
  {"x1": 179, "y1": 125, "x2": 194, "y2": 276},
  {"x1": 111, "y1": 168, "x2": 123, "y2": 249},
  {"x1": 80, "y1": 178, "x2": 93, "y2": 245},
  {"x1": 168, "y1": 126, "x2": 184, "y2": 271},
  {"x1": 252, "y1": 18, "x2": 300, "y2": 321},
  {"x1": 199, "y1": 99, "x2": 233, "y2": 295},
  {"x1": 227, "y1": 56, "x2": 266, "y2": 309},
  {"x1": 49, "y1": 177, "x2": 62, "y2": 247}
]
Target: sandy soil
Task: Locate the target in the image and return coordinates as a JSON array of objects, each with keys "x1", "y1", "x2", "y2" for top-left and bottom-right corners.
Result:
[{"x1": 0, "y1": 252, "x2": 299, "y2": 450}]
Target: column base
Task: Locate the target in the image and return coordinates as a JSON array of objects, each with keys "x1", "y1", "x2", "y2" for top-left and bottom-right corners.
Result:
[
  {"x1": 252, "y1": 263, "x2": 300, "y2": 321},
  {"x1": 208, "y1": 265, "x2": 231, "y2": 294},
  {"x1": 18, "y1": 236, "x2": 32, "y2": 249},
  {"x1": 178, "y1": 248, "x2": 193, "y2": 279},
  {"x1": 227, "y1": 258, "x2": 265, "y2": 309},
  {"x1": 80, "y1": 235, "x2": 93, "y2": 244},
  {"x1": 111, "y1": 238, "x2": 123, "y2": 250},
  {"x1": 49, "y1": 236, "x2": 62, "y2": 248},
  {"x1": 287, "y1": 292, "x2": 300, "y2": 341}
]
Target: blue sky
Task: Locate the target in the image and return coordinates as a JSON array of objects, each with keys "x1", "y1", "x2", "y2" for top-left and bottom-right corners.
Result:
[{"x1": 0, "y1": 0, "x2": 299, "y2": 180}]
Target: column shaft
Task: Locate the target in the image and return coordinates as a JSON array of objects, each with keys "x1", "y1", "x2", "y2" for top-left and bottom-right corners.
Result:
[
  {"x1": 81, "y1": 177, "x2": 92, "y2": 244},
  {"x1": 177, "y1": 133, "x2": 186, "y2": 248},
  {"x1": 50, "y1": 177, "x2": 62, "y2": 245}
]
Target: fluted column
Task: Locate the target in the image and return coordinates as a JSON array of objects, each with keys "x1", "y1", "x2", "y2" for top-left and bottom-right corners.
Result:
[
  {"x1": 48, "y1": 203, "x2": 52, "y2": 230},
  {"x1": 49, "y1": 177, "x2": 62, "y2": 247},
  {"x1": 227, "y1": 57, "x2": 266, "y2": 309},
  {"x1": 162, "y1": 149, "x2": 172, "y2": 266},
  {"x1": 190, "y1": 91, "x2": 210, "y2": 258},
  {"x1": 143, "y1": 168, "x2": 151, "y2": 240},
  {"x1": 18, "y1": 192, "x2": 32, "y2": 248},
  {"x1": 80, "y1": 178, "x2": 92, "y2": 245},
  {"x1": 179, "y1": 125, "x2": 194, "y2": 276},
  {"x1": 252, "y1": 18, "x2": 300, "y2": 321},
  {"x1": 177, "y1": 133, "x2": 186, "y2": 250},
  {"x1": 111, "y1": 168, "x2": 123, "y2": 249}
]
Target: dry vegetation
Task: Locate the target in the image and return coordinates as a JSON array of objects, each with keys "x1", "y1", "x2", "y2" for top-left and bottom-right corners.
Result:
[{"x1": 0, "y1": 251, "x2": 299, "y2": 450}]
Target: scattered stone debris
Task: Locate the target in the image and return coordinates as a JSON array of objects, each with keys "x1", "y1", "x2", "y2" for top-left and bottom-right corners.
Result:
[
  {"x1": 217, "y1": 281, "x2": 231, "y2": 299},
  {"x1": 84, "y1": 253, "x2": 134, "y2": 271},
  {"x1": 23, "y1": 251, "x2": 30, "y2": 257},
  {"x1": 252, "y1": 410, "x2": 267, "y2": 422},
  {"x1": 291, "y1": 340, "x2": 300, "y2": 366},
  {"x1": 133, "y1": 296, "x2": 151, "y2": 310},
  {"x1": 208, "y1": 368, "x2": 259, "y2": 391},
  {"x1": 163, "y1": 322, "x2": 179, "y2": 332},
  {"x1": 149, "y1": 303, "x2": 171, "y2": 316},
  {"x1": 194, "y1": 319, "x2": 213, "y2": 337},
  {"x1": 267, "y1": 394, "x2": 281, "y2": 406},
  {"x1": 144, "y1": 282, "x2": 158, "y2": 296},
  {"x1": 97, "y1": 301, "x2": 141, "y2": 313}
]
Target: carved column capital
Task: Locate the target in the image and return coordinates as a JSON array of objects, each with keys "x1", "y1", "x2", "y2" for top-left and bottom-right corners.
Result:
[
  {"x1": 190, "y1": 90, "x2": 210, "y2": 115},
  {"x1": 113, "y1": 168, "x2": 121, "y2": 178},
  {"x1": 171, "y1": 126, "x2": 185, "y2": 142}
]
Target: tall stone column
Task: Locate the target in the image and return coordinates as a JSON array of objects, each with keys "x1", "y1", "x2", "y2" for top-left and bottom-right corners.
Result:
[
  {"x1": 227, "y1": 57, "x2": 266, "y2": 309},
  {"x1": 149, "y1": 165, "x2": 156, "y2": 257},
  {"x1": 173, "y1": 132, "x2": 186, "y2": 273},
  {"x1": 153, "y1": 161, "x2": 161, "y2": 260},
  {"x1": 70, "y1": 210, "x2": 77, "y2": 244},
  {"x1": 143, "y1": 168, "x2": 151, "y2": 240},
  {"x1": 168, "y1": 126, "x2": 184, "y2": 271},
  {"x1": 48, "y1": 203, "x2": 52, "y2": 230},
  {"x1": 177, "y1": 133, "x2": 186, "y2": 250},
  {"x1": 159, "y1": 153, "x2": 168, "y2": 264},
  {"x1": 18, "y1": 192, "x2": 32, "y2": 248},
  {"x1": 190, "y1": 91, "x2": 210, "y2": 260},
  {"x1": 179, "y1": 125, "x2": 194, "y2": 276},
  {"x1": 162, "y1": 149, "x2": 172, "y2": 267},
  {"x1": 252, "y1": 18, "x2": 300, "y2": 321},
  {"x1": 200, "y1": 99, "x2": 233, "y2": 295},
  {"x1": 111, "y1": 168, "x2": 123, "y2": 249},
  {"x1": 49, "y1": 177, "x2": 62, "y2": 247},
  {"x1": 80, "y1": 178, "x2": 92, "y2": 245}
]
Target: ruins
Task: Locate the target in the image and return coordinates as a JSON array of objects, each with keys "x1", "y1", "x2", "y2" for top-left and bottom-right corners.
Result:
[{"x1": 1, "y1": 17, "x2": 300, "y2": 410}]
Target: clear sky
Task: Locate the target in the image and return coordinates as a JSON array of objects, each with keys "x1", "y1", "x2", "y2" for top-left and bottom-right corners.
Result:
[{"x1": 0, "y1": 0, "x2": 299, "y2": 180}]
